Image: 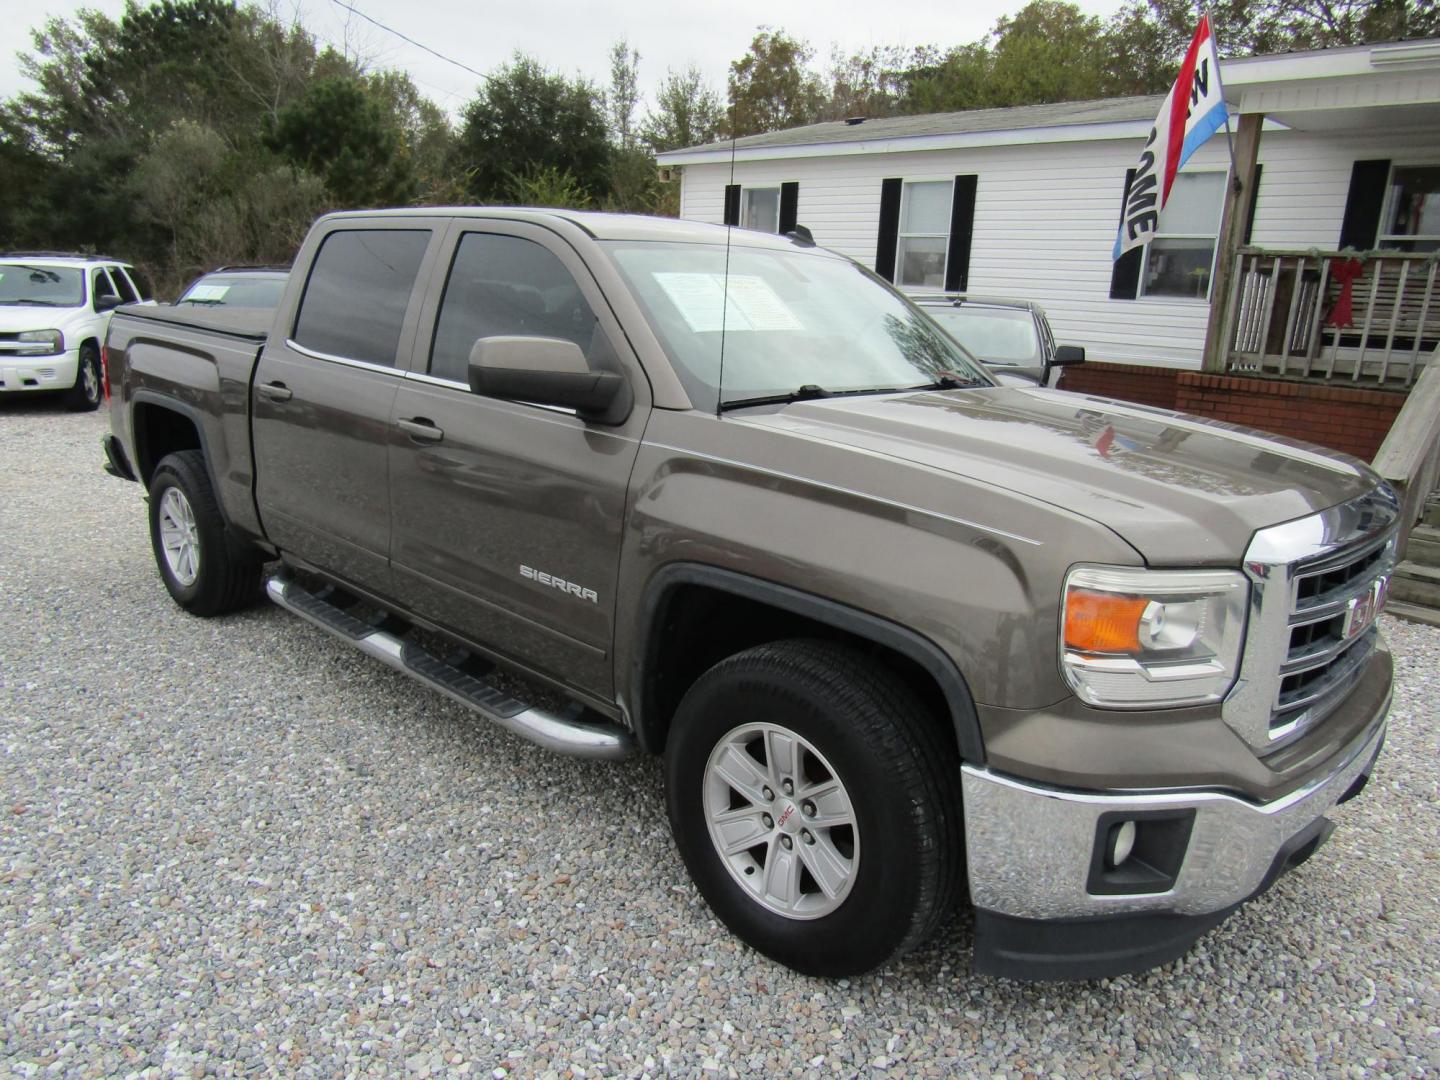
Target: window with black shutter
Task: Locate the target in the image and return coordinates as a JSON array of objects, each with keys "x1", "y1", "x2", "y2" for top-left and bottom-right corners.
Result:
[{"x1": 1338, "y1": 160, "x2": 1390, "y2": 251}]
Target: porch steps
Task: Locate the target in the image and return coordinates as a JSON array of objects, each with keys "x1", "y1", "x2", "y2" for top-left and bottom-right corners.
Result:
[{"x1": 1388, "y1": 513, "x2": 1440, "y2": 626}]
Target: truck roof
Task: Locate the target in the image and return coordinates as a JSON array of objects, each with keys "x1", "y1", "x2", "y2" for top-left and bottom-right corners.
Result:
[{"x1": 316, "y1": 208, "x2": 820, "y2": 251}]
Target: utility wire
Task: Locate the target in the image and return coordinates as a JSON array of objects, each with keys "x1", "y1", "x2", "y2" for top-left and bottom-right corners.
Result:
[{"x1": 328, "y1": 0, "x2": 491, "y2": 84}]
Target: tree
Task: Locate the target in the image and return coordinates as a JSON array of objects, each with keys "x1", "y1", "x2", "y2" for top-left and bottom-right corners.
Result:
[
  {"x1": 898, "y1": 44, "x2": 992, "y2": 115},
  {"x1": 456, "y1": 55, "x2": 611, "y2": 203},
  {"x1": 1104, "y1": 0, "x2": 1440, "y2": 95},
  {"x1": 727, "y1": 29, "x2": 825, "y2": 137},
  {"x1": 367, "y1": 70, "x2": 459, "y2": 204},
  {"x1": 507, "y1": 164, "x2": 592, "y2": 209},
  {"x1": 641, "y1": 65, "x2": 724, "y2": 152},
  {"x1": 607, "y1": 40, "x2": 642, "y2": 150},
  {"x1": 3, "y1": 0, "x2": 413, "y2": 295},
  {"x1": 266, "y1": 76, "x2": 417, "y2": 206},
  {"x1": 0, "y1": 105, "x2": 58, "y2": 246},
  {"x1": 986, "y1": 2, "x2": 1109, "y2": 106},
  {"x1": 818, "y1": 45, "x2": 916, "y2": 121}
]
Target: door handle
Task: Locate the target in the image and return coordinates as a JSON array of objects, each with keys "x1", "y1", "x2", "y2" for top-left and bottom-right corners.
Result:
[
  {"x1": 257, "y1": 381, "x2": 293, "y2": 402},
  {"x1": 397, "y1": 417, "x2": 444, "y2": 443}
]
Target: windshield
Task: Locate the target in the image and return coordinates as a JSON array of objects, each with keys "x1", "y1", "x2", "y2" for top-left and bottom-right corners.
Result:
[
  {"x1": 178, "y1": 272, "x2": 288, "y2": 307},
  {"x1": 0, "y1": 264, "x2": 85, "y2": 307},
  {"x1": 602, "y1": 241, "x2": 992, "y2": 410},
  {"x1": 924, "y1": 306, "x2": 1041, "y2": 364}
]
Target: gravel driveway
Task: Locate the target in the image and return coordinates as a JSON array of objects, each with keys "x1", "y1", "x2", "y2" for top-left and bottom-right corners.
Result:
[{"x1": 2, "y1": 400, "x2": 1438, "y2": 1079}]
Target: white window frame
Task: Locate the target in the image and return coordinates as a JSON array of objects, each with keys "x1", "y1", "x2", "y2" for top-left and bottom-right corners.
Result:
[
  {"x1": 1139, "y1": 169, "x2": 1227, "y2": 302},
  {"x1": 740, "y1": 186, "x2": 781, "y2": 233},
  {"x1": 895, "y1": 179, "x2": 953, "y2": 290},
  {"x1": 1377, "y1": 160, "x2": 1440, "y2": 251}
]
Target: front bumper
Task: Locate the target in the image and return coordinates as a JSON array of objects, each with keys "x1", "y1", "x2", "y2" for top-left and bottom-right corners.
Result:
[
  {"x1": 964, "y1": 700, "x2": 1387, "y2": 980},
  {"x1": 0, "y1": 347, "x2": 79, "y2": 393}
]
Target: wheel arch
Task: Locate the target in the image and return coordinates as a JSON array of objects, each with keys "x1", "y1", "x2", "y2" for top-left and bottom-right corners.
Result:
[
  {"x1": 632, "y1": 563, "x2": 985, "y2": 764},
  {"x1": 130, "y1": 393, "x2": 224, "y2": 518}
]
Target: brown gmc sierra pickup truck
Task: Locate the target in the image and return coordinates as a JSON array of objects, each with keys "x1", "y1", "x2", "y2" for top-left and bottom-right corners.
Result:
[{"x1": 103, "y1": 209, "x2": 1396, "y2": 981}]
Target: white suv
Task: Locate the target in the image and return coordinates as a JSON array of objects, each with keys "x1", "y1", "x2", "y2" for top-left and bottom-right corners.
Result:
[{"x1": 0, "y1": 253, "x2": 151, "y2": 411}]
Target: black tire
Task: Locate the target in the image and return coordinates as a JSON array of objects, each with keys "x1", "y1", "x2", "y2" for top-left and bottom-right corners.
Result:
[
  {"x1": 665, "y1": 639, "x2": 964, "y2": 976},
  {"x1": 63, "y1": 343, "x2": 102, "y2": 412},
  {"x1": 147, "y1": 450, "x2": 261, "y2": 616}
]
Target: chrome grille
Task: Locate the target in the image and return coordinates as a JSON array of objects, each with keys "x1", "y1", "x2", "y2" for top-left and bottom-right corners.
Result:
[
  {"x1": 1224, "y1": 486, "x2": 1399, "y2": 753},
  {"x1": 1269, "y1": 533, "x2": 1393, "y2": 739}
]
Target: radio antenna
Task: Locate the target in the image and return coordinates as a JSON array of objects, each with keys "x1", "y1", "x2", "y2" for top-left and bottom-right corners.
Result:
[{"x1": 716, "y1": 103, "x2": 738, "y2": 419}]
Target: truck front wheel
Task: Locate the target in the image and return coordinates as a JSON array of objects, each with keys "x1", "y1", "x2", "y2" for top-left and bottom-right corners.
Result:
[
  {"x1": 665, "y1": 639, "x2": 964, "y2": 976},
  {"x1": 147, "y1": 450, "x2": 261, "y2": 616}
]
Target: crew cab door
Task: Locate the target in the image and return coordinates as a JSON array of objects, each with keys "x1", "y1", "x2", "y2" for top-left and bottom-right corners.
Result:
[
  {"x1": 252, "y1": 220, "x2": 441, "y2": 594},
  {"x1": 387, "y1": 221, "x2": 650, "y2": 699}
]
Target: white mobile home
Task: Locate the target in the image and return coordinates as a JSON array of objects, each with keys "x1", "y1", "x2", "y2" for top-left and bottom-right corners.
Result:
[{"x1": 657, "y1": 42, "x2": 1440, "y2": 376}]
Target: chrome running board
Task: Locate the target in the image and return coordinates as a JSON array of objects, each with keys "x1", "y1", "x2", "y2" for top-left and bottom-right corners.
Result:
[{"x1": 265, "y1": 574, "x2": 633, "y2": 760}]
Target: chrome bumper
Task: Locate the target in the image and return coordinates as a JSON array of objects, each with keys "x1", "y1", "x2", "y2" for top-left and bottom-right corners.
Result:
[{"x1": 962, "y1": 706, "x2": 1387, "y2": 921}]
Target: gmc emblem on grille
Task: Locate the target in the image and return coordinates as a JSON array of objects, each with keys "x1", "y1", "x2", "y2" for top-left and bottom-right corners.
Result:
[{"x1": 1343, "y1": 576, "x2": 1388, "y2": 639}]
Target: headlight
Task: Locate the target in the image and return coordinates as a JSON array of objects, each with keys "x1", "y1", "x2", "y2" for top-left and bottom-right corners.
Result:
[
  {"x1": 16, "y1": 329, "x2": 63, "y2": 356},
  {"x1": 1061, "y1": 566, "x2": 1248, "y2": 708}
]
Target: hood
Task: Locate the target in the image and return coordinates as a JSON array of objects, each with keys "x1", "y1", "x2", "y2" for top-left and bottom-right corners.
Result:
[
  {"x1": 0, "y1": 304, "x2": 87, "y2": 333},
  {"x1": 737, "y1": 386, "x2": 1377, "y2": 564}
]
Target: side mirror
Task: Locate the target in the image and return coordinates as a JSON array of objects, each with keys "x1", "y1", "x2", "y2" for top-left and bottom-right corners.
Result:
[
  {"x1": 468, "y1": 336, "x2": 630, "y2": 424},
  {"x1": 1053, "y1": 344, "x2": 1086, "y2": 365},
  {"x1": 95, "y1": 295, "x2": 123, "y2": 312}
]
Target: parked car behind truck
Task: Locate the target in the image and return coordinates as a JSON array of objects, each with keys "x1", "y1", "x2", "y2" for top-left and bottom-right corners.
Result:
[
  {"x1": 103, "y1": 209, "x2": 1395, "y2": 981},
  {"x1": 0, "y1": 252, "x2": 150, "y2": 409}
]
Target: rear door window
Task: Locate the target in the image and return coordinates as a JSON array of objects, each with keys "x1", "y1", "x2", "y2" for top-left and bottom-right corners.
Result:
[
  {"x1": 293, "y1": 230, "x2": 431, "y2": 367},
  {"x1": 92, "y1": 268, "x2": 119, "y2": 308},
  {"x1": 109, "y1": 266, "x2": 139, "y2": 304},
  {"x1": 126, "y1": 266, "x2": 154, "y2": 300},
  {"x1": 430, "y1": 232, "x2": 599, "y2": 384}
]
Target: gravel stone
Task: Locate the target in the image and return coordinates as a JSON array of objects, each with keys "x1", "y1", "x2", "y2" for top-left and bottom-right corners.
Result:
[{"x1": 3, "y1": 399, "x2": 1439, "y2": 1077}]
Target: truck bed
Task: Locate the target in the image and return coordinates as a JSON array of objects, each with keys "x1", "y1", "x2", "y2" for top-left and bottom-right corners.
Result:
[
  {"x1": 113, "y1": 303, "x2": 272, "y2": 341},
  {"x1": 106, "y1": 303, "x2": 275, "y2": 541}
]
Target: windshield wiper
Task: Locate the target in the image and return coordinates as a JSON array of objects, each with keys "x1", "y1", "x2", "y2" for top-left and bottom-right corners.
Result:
[
  {"x1": 903, "y1": 372, "x2": 988, "y2": 391},
  {"x1": 718, "y1": 384, "x2": 833, "y2": 412},
  {"x1": 0, "y1": 299, "x2": 64, "y2": 307}
]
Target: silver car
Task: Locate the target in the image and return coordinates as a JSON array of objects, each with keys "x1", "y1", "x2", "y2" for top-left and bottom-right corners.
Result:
[{"x1": 913, "y1": 293, "x2": 1085, "y2": 386}]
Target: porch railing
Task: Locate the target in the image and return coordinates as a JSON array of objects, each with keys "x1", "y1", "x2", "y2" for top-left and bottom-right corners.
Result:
[{"x1": 1223, "y1": 248, "x2": 1439, "y2": 387}]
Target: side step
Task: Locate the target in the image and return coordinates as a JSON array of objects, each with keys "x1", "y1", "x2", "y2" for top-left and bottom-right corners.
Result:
[{"x1": 266, "y1": 575, "x2": 634, "y2": 760}]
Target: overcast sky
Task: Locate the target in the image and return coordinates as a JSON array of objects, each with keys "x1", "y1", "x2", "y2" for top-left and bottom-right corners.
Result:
[{"x1": 2, "y1": 0, "x2": 1128, "y2": 117}]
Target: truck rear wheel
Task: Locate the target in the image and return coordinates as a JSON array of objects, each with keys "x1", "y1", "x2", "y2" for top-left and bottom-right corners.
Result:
[
  {"x1": 665, "y1": 639, "x2": 963, "y2": 976},
  {"x1": 147, "y1": 450, "x2": 261, "y2": 616}
]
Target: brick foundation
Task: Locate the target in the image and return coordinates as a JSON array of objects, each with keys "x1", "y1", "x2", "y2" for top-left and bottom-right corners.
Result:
[
  {"x1": 1057, "y1": 362, "x2": 1404, "y2": 462},
  {"x1": 1055, "y1": 361, "x2": 1179, "y2": 410}
]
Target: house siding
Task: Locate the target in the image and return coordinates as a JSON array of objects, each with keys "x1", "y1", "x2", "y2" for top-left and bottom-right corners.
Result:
[{"x1": 675, "y1": 128, "x2": 1430, "y2": 368}]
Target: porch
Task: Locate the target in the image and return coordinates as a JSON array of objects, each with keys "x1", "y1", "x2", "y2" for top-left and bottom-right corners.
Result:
[{"x1": 1221, "y1": 248, "x2": 1439, "y2": 387}]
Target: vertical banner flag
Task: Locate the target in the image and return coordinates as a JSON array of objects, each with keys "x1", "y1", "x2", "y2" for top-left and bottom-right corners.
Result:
[{"x1": 1112, "y1": 15, "x2": 1228, "y2": 260}]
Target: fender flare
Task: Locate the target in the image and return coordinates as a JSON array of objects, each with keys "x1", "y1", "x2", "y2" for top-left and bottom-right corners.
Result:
[
  {"x1": 633, "y1": 562, "x2": 986, "y2": 763},
  {"x1": 129, "y1": 390, "x2": 229, "y2": 525}
]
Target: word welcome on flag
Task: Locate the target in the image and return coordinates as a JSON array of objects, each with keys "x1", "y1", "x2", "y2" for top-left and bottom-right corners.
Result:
[{"x1": 1113, "y1": 15, "x2": 1229, "y2": 261}]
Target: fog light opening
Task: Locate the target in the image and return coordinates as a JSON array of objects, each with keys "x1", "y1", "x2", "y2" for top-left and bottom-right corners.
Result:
[{"x1": 1107, "y1": 820, "x2": 1137, "y2": 868}]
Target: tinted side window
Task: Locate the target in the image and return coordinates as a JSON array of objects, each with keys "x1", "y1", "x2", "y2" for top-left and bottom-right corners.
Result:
[
  {"x1": 92, "y1": 268, "x2": 119, "y2": 304},
  {"x1": 430, "y1": 233, "x2": 598, "y2": 383},
  {"x1": 110, "y1": 266, "x2": 139, "y2": 303},
  {"x1": 127, "y1": 266, "x2": 154, "y2": 300},
  {"x1": 293, "y1": 229, "x2": 430, "y2": 367}
]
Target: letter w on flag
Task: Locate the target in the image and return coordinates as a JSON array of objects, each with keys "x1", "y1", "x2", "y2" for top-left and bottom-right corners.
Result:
[{"x1": 1112, "y1": 15, "x2": 1228, "y2": 260}]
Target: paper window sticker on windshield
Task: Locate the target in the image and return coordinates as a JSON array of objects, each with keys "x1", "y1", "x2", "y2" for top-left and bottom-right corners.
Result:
[
  {"x1": 187, "y1": 284, "x2": 231, "y2": 301},
  {"x1": 653, "y1": 272, "x2": 802, "y2": 333},
  {"x1": 724, "y1": 276, "x2": 803, "y2": 331},
  {"x1": 654, "y1": 273, "x2": 734, "y2": 333}
]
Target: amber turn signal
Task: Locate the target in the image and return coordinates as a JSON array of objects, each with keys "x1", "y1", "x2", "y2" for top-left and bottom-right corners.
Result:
[{"x1": 1064, "y1": 590, "x2": 1148, "y2": 653}]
